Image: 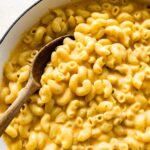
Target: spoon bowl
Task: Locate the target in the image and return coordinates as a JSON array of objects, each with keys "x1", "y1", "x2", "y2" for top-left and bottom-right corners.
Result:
[
  {"x1": 32, "y1": 35, "x2": 73, "y2": 84},
  {"x1": 0, "y1": 35, "x2": 73, "y2": 136}
]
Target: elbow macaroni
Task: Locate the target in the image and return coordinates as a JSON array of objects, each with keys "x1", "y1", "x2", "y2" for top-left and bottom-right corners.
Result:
[{"x1": 1, "y1": 0, "x2": 150, "y2": 149}]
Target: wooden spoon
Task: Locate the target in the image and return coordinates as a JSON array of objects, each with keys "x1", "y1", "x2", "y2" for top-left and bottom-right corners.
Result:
[
  {"x1": 0, "y1": 35, "x2": 73, "y2": 136},
  {"x1": 135, "y1": 0, "x2": 150, "y2": 3}
]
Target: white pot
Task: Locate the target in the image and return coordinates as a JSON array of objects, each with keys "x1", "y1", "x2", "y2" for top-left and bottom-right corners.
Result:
[{"x1": 0, "y1": 0, "x2": 71, "y2": 149}]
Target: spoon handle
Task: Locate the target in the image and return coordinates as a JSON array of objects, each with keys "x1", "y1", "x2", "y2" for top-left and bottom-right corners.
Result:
[
  {"x1": 0, "y1": 79, "x2": 39, "y2": 137},
  {"x1": 136, "y1": 0, "x2": 150, "y2": 3}
]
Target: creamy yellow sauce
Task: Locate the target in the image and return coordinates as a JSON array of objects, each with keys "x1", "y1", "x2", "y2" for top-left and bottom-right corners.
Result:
[{"x1": 1, "y1": 0, "x2": 150, "y2": 149}]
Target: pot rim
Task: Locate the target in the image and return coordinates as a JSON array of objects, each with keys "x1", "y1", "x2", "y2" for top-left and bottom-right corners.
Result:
[{"x1": 0, "y1": 0, "x2": 41, "y2": 44}]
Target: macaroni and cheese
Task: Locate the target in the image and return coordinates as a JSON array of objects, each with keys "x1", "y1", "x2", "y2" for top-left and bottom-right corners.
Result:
[{"x1": 0, "y1": 0, "x2": 150, "y2": 149}]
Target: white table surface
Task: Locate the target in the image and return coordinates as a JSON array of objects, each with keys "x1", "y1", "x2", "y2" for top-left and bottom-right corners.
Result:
[{"x1": 0, "y1": 0, "x2": 39, "y2": 40}]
